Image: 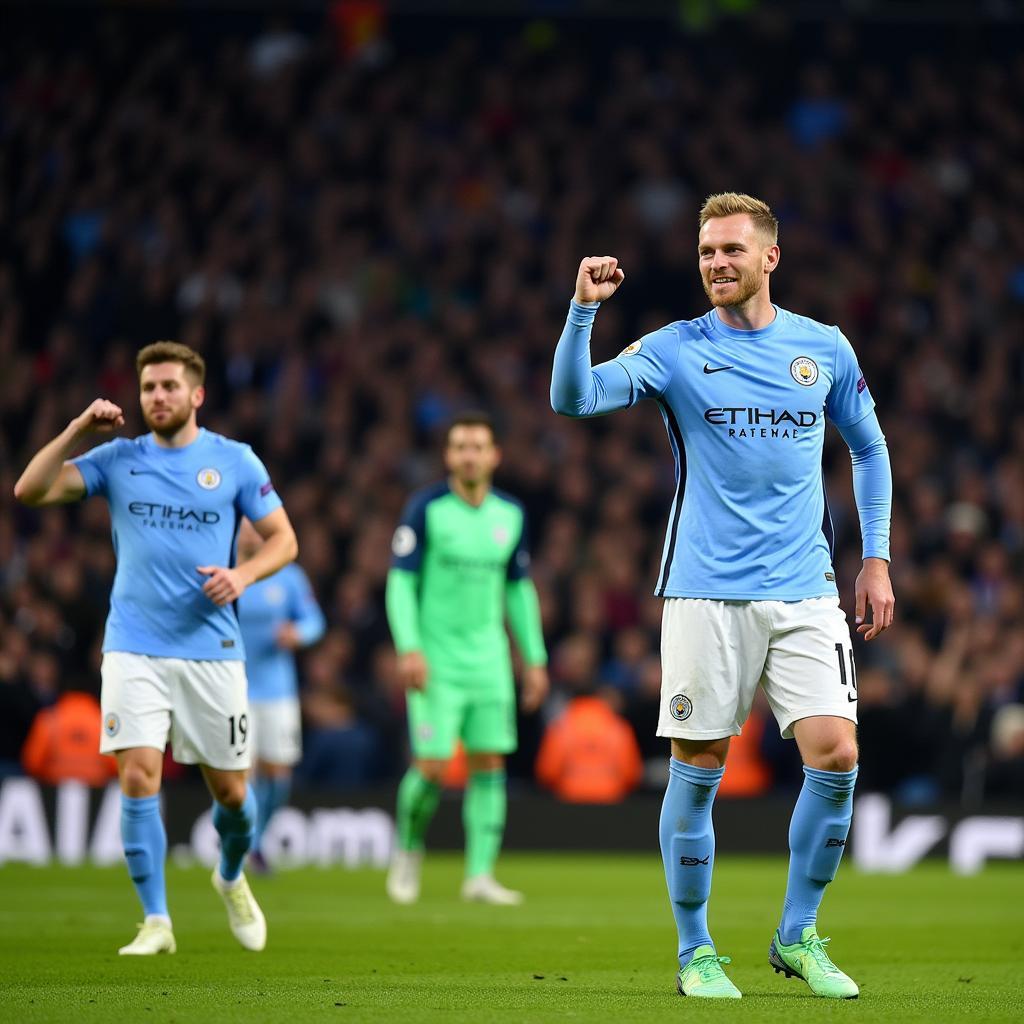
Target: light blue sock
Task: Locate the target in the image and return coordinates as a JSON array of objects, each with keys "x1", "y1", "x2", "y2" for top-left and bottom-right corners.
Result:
[
  {"x1": 779, "y1": 765, "x2": 859, "y2": 945},
  {"x1": 659, "y1": 757, "x2": 725, "y2": 968},
  {"x1": 252, "y1": 775, "x2": 291, "y2": 852},
  {"x1": 121, "y1": 794, "x2": 168, "y2": 918},
  {"x1": 213, "y1": 786, "x2": 258, "y2": 882}
]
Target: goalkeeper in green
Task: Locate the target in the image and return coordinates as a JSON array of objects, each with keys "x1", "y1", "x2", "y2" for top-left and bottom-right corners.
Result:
[{"x1": 385, "y1": 412, "x2": 549, "y2": 905}]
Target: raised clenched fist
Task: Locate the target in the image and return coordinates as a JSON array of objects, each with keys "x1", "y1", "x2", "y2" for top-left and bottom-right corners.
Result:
[
  {"x1": 574, "y1": 256, "x2": 625, "y2": 304},
  {"x1": 76, "y1": 398, "x2": 125, "y2": 434}
]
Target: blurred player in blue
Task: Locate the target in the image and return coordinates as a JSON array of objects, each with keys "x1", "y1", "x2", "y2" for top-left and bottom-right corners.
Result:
[
  {"x1": 235, "y1": 517, "x2": 325, "y2": 871},
  {"x1": 551, "y1": 193, "x2": 894, "y2": 1000},
  {"x1": 14, "y1": 341, "x2": 298, "y2": 956}
]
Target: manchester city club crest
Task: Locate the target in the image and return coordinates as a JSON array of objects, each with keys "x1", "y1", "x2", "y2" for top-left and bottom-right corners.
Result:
[
  {"x1": 670, "y1": 694, "x2": 693, "y2": 721},
  {"x1": 104, "y1": 712, "x2": 121, "y2": 737},
  {"x1": 196, "y1": 467, "x2": 222, "y2": 490},
  {"x1": 790, "y1": 356, "x2": 819, "y2": 387},
  {"x1": 620, "y1": 340, "x2": 643, "y2": 356}
]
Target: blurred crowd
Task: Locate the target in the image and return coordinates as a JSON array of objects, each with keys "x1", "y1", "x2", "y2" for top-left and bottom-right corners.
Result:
[{"x1": 2, "y1": 8, "x2": 1023, "y2": 804}]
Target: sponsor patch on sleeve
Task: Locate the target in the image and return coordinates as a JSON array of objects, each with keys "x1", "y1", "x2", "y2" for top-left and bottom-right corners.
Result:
[
  {"x1": 260, "y1": 481, "x2": 274, "y2": 497},
  {"x1": 856, "y1": 375, "x2": 867, "y2": 394}
]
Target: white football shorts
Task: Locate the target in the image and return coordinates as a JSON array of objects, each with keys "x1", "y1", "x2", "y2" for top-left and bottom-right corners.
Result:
[
  {"x1": 249, "y1": 697, "x2": 302, "y2": 766},
  {"x1": 657, "y1": 596, "x2": 858, "y2": 741},
  {"x1": 100, "y1": 651, "x2": 251, "y2": 770}
]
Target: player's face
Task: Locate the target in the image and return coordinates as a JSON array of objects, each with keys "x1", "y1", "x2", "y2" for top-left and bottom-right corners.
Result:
[
  {"x1": 139, "y1": 362, "x2": 204, "y2": 437},
  {"x1": 698, "y1": 214, "x2": 777, "y2": 308},
  {"x1": 445, "y1": 425, "x2": 500, "y2": 487}
]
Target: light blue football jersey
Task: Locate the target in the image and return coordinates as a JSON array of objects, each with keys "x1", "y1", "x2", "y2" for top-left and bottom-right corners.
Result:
[
  {"x1": 238, "y1": 563, "x2": 325, "y2": 702},
  {"x1": 72, "y1": 428, "x2": 282, "y2": 659},
  {"x1": 551, "y1": 303, "x2": 890, "y2": 601}
]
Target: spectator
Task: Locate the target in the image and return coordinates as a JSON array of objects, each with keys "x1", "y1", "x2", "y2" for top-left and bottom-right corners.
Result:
[{"x1": 21, "y1": 688, "x2": 117, "y2": 787}]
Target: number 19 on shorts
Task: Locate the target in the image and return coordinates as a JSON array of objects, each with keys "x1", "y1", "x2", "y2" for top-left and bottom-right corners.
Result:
[
  {"x1": 228, "y1": 713, "x2": 248, "y2": 751},
  {"x1": 835, "y1": 643, "x2": 857, "y2": 703}
]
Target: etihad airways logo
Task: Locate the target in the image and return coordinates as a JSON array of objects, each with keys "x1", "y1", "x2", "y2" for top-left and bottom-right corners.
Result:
[
  {"x1": 704, "y1": 407, "x2": 818, "y2": 440},
  {"x1": 128, "y1": 501, "x2": 221, "y2": 530}
]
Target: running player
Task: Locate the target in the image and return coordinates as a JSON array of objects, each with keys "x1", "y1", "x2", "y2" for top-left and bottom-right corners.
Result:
[
  {"x1": 385, "y1": 412, "x2": 549, "y2": 905},
  {"x1": 14, "y1": 341, "x2": 298, "y2": 955},
  {"x1": 550, "y1": 193, "x2": 894, "y2": 999}
]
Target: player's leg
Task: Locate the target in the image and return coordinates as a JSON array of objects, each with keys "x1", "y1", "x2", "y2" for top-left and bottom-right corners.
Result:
[
  {"x1": 460, "y1": 689, "x2": 519, "y2": 904},
  {"x1": 203, "y1": 765, "x2": 266, "y2": 951},
  {"x1": 762, "y1": 598, "x2": 860, "y2": 998},
  {"x1": 115, "y1": 747, "x2": 176, "y2": 954},
  {"x1": 248, "y1": 697, "x2": 302, "y2": 871},
  {"x1": 203, "y1": 766, "x2": 258, "y2": 883},
  {"x1": 100, "y1": 652, "x2": 176, "y2": 955},
  {"x1": 170, "y1": 658, "x2": 265, "y2": 951},
  {"x1": 663, "y1": 736, "x2": 728, "y2": 955},
  {"x1": 250, "y1": 760, "x2": 290, "y2": 871},
  {"x1": 388, "y1": 685, "x2": 461, "y2": 903},
  {"x1": 658, "y1": 599, "x2": 764, "y2": 998}
]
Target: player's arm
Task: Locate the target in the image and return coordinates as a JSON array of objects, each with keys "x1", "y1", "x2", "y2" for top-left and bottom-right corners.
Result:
[
  {"x1": 505, "y1": 579, "x2": 549, "y2": 712},
  {"x1": 503, "y1": 517, "x2": 549, "y2": 712},
  {"x1": 550, "y1": 257, "x2": 635, "y2": 417},
  {"x1": 385, "y1": 497, "x2": 430, "y2": 691},
  {"x1": 385, "y1": 569, "x2": 427, "y2": 690},
  {"x1": 277, "y1": 567, "x2": 327, "y2": 651},
  {"x1": 837, "y1": 411, "x2": 894, "y2": 641},
  {"x1": 199, "y1": 508, "x2": 298, "y2": 608},
  {"x1": 13, "y1": 399, "x2": 124, "y2": 505}
]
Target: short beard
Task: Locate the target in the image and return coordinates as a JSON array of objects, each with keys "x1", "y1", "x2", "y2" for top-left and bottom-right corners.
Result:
[
  {"x1": 702, "y1": 269, "x2": 763, "y2": 308},
  {"x1": 143, "y1": 407, "x2": 193, "y2": 438}
]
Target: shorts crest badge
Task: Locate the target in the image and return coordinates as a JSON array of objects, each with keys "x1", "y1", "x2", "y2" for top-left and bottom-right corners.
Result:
[
  {"x1": 790, "y1": 356, "x2": 819, "y2": 387},
  {"x1": 104, "y1": 712, "x2": 121, "y2": 737},
  {"x1": 197, "y1": 467, "x2": 222, "y2": 490},
  {"x1": 670, "y1": 694, "x2": 693, "y2": 721}
]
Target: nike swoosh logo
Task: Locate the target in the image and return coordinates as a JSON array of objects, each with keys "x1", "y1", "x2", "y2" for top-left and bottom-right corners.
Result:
[
  {"x1": 703, "y1": 363, "x2": 734, "y2": 374},
  {"x1": 129, "y1": 469, "x2": 153, "y2": 475}
]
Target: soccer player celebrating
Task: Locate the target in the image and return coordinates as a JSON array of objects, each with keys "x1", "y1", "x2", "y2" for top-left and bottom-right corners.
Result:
[
  {"x1": 385, "y1": 412, "x2": 549, "y2": 905},
  {"x1": 14, "y1": 342, "x2": 298, "y2": 956},
  {"x1": 236, "y1": 517, "x2": 326, "y2": 871},
  {"x1": 550, "y1": 193, "x2": 894, "y2": 999}
]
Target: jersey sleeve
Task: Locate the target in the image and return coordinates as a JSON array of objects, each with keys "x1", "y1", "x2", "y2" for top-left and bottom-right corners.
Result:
[
  {"x1": 287, "y1": 565, "x2": 327, "y2": 647},
  {"x1": 389, "y1": 492, "x2": 430, "y2": 572},
  {"x1": 70, "y1": 438, "x2": 125, "y2": 497},
  {"x1": 235, "y1": 446, "x2": 283, "y2": 522},
  {"x1": 551, "y1": 304, "x2": 678, "y2": 416},
  {"x1": 506, "y1": 509, "x2": 531, "y2": 581},
  {"x1": 611, "y1": 323, "x2": 681, "y2": 405},
  {"x1": 825, "y1": 330, "x2": 875, "y2": 427}
]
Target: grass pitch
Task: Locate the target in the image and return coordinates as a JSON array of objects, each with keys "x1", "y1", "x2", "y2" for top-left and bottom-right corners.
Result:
[{"x1": 0, "y1": 855, "x2": 1021, "y2": 1023}]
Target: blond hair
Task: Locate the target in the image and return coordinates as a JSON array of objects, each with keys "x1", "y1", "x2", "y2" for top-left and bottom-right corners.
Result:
[
  {"x1": 699, "y1": 192, "x2": 779, "y2": 244},
  {"x1": 136, "y1": 341, "x2": 206, "y2": 386}
]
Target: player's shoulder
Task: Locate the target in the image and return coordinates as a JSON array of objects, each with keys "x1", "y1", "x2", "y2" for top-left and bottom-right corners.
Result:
[
  {"x1": 198, "y1": 428, "x2": 258, "y2": 461},
  {"x1": 101, "y1": 434, "x2": 145, "y2": 455},
  {"x1": 776, "y1": 307, "x2": 843, "y2": 346},
  {"x1": 403, "y1": 479, "x2": 451, "y2": 515},
  {"x1": 77, "y1": 434, "x2": 146, "y2": 467},
  {"x1": 489, "y1": 486, "x2": 525, "y2": 514},
  {"x1": 646, "y1": 314, "x2": 721, "y2": 348}
]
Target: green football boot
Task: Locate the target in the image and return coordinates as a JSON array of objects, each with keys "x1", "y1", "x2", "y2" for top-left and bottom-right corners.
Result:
[
  {"x1": 769, "y1": 927, "x2": 859, "y2": 999},
  {"x1": 676, "y1": 945, "x2": 742, "y2": 999}
]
